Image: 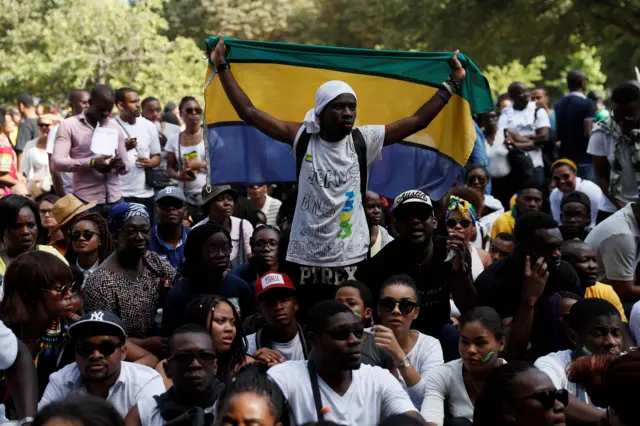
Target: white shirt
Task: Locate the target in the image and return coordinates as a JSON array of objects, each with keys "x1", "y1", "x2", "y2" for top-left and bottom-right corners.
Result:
[
  {"x1": 46, "y1": 124, "x2": 73, "y2": 194},
  {"x1": 0, "y1": 321, "x2": 18, "y2": 370},
  {"x1": 485, "y1": 129, "x2": 511, "y2": 178},
  {"x1": 115, "y1": 117, "x2": 162, "y2": 199},
  {"x1": 268, "y1": 361, "x2": 415, "y2": 425},
  {"x1": 498, "y1": 102, "x2": 551, "y2": 168},
  {"x1": 287, "y1": 125, "x2": 385, "y2": 267},
  {"x1": 260, "y1": 195, "x2": 282, "y2": 227},
  {"x1": 137, "y1": 395, "x2": 217, "y2": 426},
  {"x1": 246, "y1": 331, "x2": 305, "y2": 361},
  {"x1": 194, "y1": 216, "x2": 253, "y2": 264},
  {"x1": 397, "y1": 332, "x2": 443, "y2": 409},
  {"x1": 549, "y1": 177, "x2": 603, "y2": 229},
  {"x1": 38, "y1": 361, "x2": 166, "y2": 418},
  {"x1": 164, "y1": 133, "x2": 207, "y2": 197},
  {"x1": 587, "y1": 131, "x2": 636, "y2": 211},
  {"x1": 535, "y1": 350, "x2": 592, "y2": 404},
  {"x1": 630, "y1": 301, "x2": 640, "y2": 345}
]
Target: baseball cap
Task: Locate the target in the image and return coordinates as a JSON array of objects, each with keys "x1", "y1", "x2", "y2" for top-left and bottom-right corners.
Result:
[
  {"x1": 68, "y1": 310, "x2": 126, "y2": 342},
  {"x1": 255, "y1": 272, "x2": 296, "y2": 302},
  {"x1": 201, "y1": 184, "x2": 237, "y2": 206},
  {"x1": 561, "y1": 190, "x2": 591, "y2": 210},
  {"x1": 156, "y1": 186, "x2": 187, "y2": 203},
  {"x1": 392, "y1": 190, "x2": 433, "y2": 214}
]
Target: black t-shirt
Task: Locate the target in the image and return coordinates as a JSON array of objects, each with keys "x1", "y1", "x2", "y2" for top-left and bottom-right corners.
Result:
[
  {"x1": 361, "y1": 331, "x2": 396, "y2": 372},
  {"x1": 474, "y1": 257, "x2": 583, "y2": 318},
  {"x1": 15, "y1": 118, "x2": 38, "y2": 152},
  {"x1": 356, "y1": 236, "x2": 471, "y2": 332}
]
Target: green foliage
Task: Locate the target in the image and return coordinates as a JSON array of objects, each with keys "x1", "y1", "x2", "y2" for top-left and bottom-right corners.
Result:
[
  {"x1": 546, "y1": 43, "x2": 607, "y2": 92},
  {"x1": 483, "y1": 56, "x2": 548, "y2": 99}
]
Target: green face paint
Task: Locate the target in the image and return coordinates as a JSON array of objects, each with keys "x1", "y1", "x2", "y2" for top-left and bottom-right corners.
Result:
[
  {"x1": 480, "y1": 349, "x2": 495, "y2": 364},
  {"x1": 352, "y1": 309, "x2": 362, "y2": 318}
]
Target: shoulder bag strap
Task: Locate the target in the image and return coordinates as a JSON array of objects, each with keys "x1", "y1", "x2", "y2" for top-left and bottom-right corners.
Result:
[
  {"x1": 307, "y1": 361, "x2": 325, "y2": 423},
  {"x1": 177, "y1": 133, "x2": 183, "y2": 172},
  {"x1": 351, "y1": 128, "x2": 368, "y2": 203}
]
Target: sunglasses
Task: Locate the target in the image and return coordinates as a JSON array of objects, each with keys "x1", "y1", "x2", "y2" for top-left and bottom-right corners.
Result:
[
  {"x1": 552, "y1": 173, "x2": 572, "y2": 182},
  {"x1": 519, "y1": 389, "x2": 569, "y2": 410},
  {"x1": 170, "y1": 350, "x2": 217, "y2": 365},
  {"x1": 323, "y1": 327, "x2": 364, "y2": 341},
  {"x1": 184, "y1": 107, "x2": 203, "y2": 115},
  {"x1": 466, "y1": 176, "x2": 487, "y2": 184},
  {"x1": 75, "y1": 341, "x2": 122, "y2": 357},
  {"x1": 157, "y1": 200, "x2": 186, "y2": 210},
  {"x1": 40, "y1": 282, "x2": 76, "y2": 299},
  {"x1": 446, "y1": 218, "x2": 472, "y2": 229},
  {"x1": 395, "y1": 210, "x2": 433, "y2": 223},
  {"x1": 378, "y1": 297, "x2": 417, "y2": 315},
  {"x1": 71, "y1": 230, "x2": 99, "y2": 241}
]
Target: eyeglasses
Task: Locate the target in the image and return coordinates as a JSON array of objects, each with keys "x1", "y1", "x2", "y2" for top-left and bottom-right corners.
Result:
[
  {"x1": 203, "y1": 246, "x2": 231, "y2": 255},
  {"x1": 71, "y1": 230, "x2": 100, "y2": 241},
  {"x1": 254, "y1": 240, "x2": 278, "y2": 250},
  {"x1": 75, "y1": 341, "x2": 122, "y2": 357},
  {"x1": 323, "y1": 327, "x2": 364, "y2": 341},
  {"x1": 157, "y1": 200, "x2": 186, "y2": 210},
  {"x1": 40, "y1": 209, "x2": 53, "y2": 216},
  {"x1": 40, "y1": 282, "x2": 76, "y2": 299},
  {"x1": 378, "y1": 297, "x2": 418, "y2": 315},
  {"x1": 120, "y1": 227, "x2": 150, "y2": 237},
  {"x1": 518, "y1": 389, "x2": 569, "y2": 410},
  {"x1": 170, "y1": 350, "x2": 217, "y2": 365},
  {"x1": 184, "y1": 107, "x2": 203, "y2": 115},
  {"x1": 446, "y1": 218, "x2": 472, "y2": 229}
]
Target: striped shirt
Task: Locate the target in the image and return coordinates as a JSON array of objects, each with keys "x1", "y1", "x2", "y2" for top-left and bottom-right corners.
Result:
[{"x1": 261, "y1": 195, "x2": 282, "y2": 226}]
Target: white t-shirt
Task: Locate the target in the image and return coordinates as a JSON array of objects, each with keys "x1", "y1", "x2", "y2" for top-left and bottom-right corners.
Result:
[
  {"x1": 115, "y1": 117, "x2": 162, "y2": 199},
  {"x1": 246, "y1": 331, "x2": 305, "y2": 361},
  {"x1": 268, "y1": 361, "x2": 415, "y2": 425},
  {"x1": 485, "y1": 129, "x2": 511, "y2": 178},
  {"x1": 549, "y1": 177, "x2": 603, "y2": 229},
  {"x1": 21, "y1": 139, "x2": 52, "y2": 192},
  {"x1": 630, "y1": 301, "x2": 640, "y2": 345},
  {"x1": 396, "y1": 332, "x2": 444, "y2": 409},
  {"x1": 0, "y1": 321, "x2": 18, "y2": 371},
  {"x1": 38, "y1": 361, "x2": 166, "y2": 418},
  {"x1": 498, "y1": 102, "x2": 551, "y2": 168},
  {"x1": 261, "y1": 195, "x2": 282, "y2": 226},
  {"x1": 587, "y1": 131, "x2": 636, "y2": 212},
  {"x1": 534, "y1": 350, "x2": 592, "y2": 404},
  {"x1": 164, "y1": 133, "x2": 207, "y2": 196},
  {"x1": 46, "y1": 124, "x2": 73, "y2": 194},
  {"x1": 137, "y1": 395, "x2": 217, "y2": 426},
  {"x1": 287, "y1": 125, "x2": 385, "y2": 267}
]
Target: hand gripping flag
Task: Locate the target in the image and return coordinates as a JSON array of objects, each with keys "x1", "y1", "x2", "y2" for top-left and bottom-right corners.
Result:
[{"x1": 203, "y1": 37, "x2": 493, "y2": 199}]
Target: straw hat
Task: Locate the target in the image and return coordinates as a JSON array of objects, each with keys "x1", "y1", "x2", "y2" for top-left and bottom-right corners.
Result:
[{"x1": 49, "y1": 194, "x2": 97, "y2": 235}]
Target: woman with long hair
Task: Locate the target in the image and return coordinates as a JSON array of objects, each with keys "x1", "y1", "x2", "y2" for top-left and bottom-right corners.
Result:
[{"x1": 64, "y1": 212, "x2": 114, "y2": 285}]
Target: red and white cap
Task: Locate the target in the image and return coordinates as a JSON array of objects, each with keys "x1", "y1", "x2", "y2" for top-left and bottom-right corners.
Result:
[{"x1": 255, "y1": 272, "x2": 296, "y2": 302}]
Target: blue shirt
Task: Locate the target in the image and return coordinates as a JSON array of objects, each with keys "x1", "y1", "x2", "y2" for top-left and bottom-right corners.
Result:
[
  {"x1": 148, "y1": 225, "x2": 189, "y2": 269},
  {"x1": 554, "y1": 93, "x2": 596, "y2": 163}
]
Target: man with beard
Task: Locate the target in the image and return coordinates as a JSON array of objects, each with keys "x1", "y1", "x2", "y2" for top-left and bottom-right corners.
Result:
[
  {"x1": 114, "y1": 88, "x2": 162, "y2": 224},
  {"x1": 125, "y1": 324, "x2": 224, "y2": 426},
  {"x1": 38, "y1": 310, "x2": 166, "y2": 418},
  {"x1": 149, "y1": 187, "x2": 190, "y2": 268},
  {"x1": 364, "y1": 190, "x2": 393, "y2": 257},
  {"x1": 267, "y1": 300, "x2": 417, "y2": 425},
  {"x1": 356, "y1": 190, "x2": 475, "y2": 361}
]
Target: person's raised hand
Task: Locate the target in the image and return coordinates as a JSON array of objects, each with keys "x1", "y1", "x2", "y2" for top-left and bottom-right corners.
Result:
[
  {"x1": 448, "y1": 50, "x2": 466, "y2": 84},
  {"x1": 522, "y1": 255, "x2": 549, "y2": 306},
  {"x1": 446, "y1": 229, "x2": 467, "y2": 272},
  {"x1": 253, "y1": 347, "x2": 285, "y2": 368},
  {"x1": 211, "y1": 34, "x2": 228, "y2": 67},
  {"x1": 373, "y1": 325, "x2": 405, "y2": 363}
]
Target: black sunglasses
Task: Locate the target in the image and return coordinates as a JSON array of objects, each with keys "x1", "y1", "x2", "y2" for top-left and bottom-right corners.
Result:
[
  {"x1": 170, "y1": 350, "x2": 217, "y2": 365},
  {"x1": 446, "y1": 218, "x2": 472, "y2": 229},
  {"x1": 40, "y1": 282, "x2": 77, "y2": 299},
  {"x1": 519, "y1": 389, "x2": 569, "y2": 410},
  {"x1": 184, "y1": 107, "x2": 203, "y2": 115},
  {"x1": 157, "y1": 200, "x2": 186, "y2": 210},
  {"x1": 378, "y1": 297, "x2": 417, "y2": 315},
  {"x1": 466, "y1": 175, "x2": 486, "y2": 184},
  {"x1": 323, "y1": 327, "x2": 364, "y2": 341},
  {"x1": 71, "y1": 230, "x2": 100, "y2": 241},
  {"x1": 75, "y1": 341, "x2": 122, "y2": 357}
]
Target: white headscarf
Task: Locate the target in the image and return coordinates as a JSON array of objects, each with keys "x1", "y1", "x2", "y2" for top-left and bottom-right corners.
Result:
[{"x1": 302, "y1": 80, "x2": 357, "y2": 134}]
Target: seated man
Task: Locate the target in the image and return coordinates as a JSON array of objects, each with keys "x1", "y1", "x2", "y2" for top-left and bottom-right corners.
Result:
[
  {"x1": 125, "y1": 324, "x2": 225, "y2": 426},
  {"x1": 267, "y1": 300, "x2": 419, "y2": 425},
  {"x1": 488, "y1": 232, "x2": 515, "y2": 264},
  {"x1": 560, "y1": 240, "x2": 627, "y2": 322},
  {"x1": 149, "y1": 187, "x2": 190, "y2": 269},
  {"x1": 535, "y1": 298, "x2": 621, "y2": 425},
  {"x1": 490, "y1": 181, "x2": 543, "y2": 239},
  {"x1": 559, "y1": 191, "x2": 591, "y2": 241},
  {"x1": 585, "y1": 200, "x2": 640, "y2": 303},
  {"x1": 246, "y1": 272, "x2": 309, "y2": 364},
  {"x1": 39, "y1": 311, "x2": 165, "y2": 418}
]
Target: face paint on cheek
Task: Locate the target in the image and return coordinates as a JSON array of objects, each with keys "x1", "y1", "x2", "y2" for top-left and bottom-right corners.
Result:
[
  {"x1": 352, "y1": 309, "x2": 362, "y2": 318},
  {"x1": 480, "y1": 349, "x2": 495, "y2": 364}
]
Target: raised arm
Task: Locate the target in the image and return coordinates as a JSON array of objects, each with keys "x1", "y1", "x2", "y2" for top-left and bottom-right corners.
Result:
[
  {"x1": 384, "y1": 51, "x2": 466, "y2": 145},
  {"x1": 211, "y1": 36, "x2": 301, "y2": 145}
]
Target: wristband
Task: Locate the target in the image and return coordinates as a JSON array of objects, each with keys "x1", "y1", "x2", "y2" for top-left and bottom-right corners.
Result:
[
  {"x1": 90, "y1": 158, "x2": 95, "y2": 169},
  {"x1": 19, "y1": 417, "x2": 34, "y2": 426},
  {"x1": 436, "y1": 90, "x2": 449, "y2": 104},
  {"x1": 215, "y1": 62, "x2": 231, "y2": 73}
]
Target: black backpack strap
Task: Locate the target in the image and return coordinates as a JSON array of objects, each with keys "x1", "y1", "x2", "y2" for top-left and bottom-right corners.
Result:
[
  {"x1": 295, "y1": 129, "x2": 312, "y2": 183},
  {"x1": 307, "y1": 361, "x2": 325, "y2": 422},
  {"x1": 351, "y1": 128, "x2": 368, "y2": 203},
  {"x1": 256, "y1": 327, "x2": 271, "y2": 351}
]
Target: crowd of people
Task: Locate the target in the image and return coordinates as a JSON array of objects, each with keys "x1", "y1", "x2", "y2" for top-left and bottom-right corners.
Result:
[{"x1": 0, "y1": 35, "x2": 640, "y2": 426}]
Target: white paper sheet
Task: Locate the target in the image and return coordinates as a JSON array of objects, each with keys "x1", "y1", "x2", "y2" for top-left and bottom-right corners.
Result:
[{"x1": 90, "y1": 125, "x2": 118, "y2": 156}]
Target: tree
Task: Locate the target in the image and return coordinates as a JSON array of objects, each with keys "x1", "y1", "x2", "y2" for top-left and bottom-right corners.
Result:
[
  {"x1": 483, "y1": 56, "x2": 547, "y2": 100},
  {"x1": 0, "y1": 0, "x2": 204, "y2": 106}
]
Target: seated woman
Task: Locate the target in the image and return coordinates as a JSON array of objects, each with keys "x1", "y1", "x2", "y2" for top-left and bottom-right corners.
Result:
[
  {"x1": 421, "y1": 306, "x2": 507, "y2": 426},
  {"x1": 231, "y1": 224, "x2": 281, "y2": 292},
  {"x1": 373, "y1": 274, "x2": 443, "y2": 409},
  {"x1": 64, "y1": 213, "x2": 114, "y2": 286}
]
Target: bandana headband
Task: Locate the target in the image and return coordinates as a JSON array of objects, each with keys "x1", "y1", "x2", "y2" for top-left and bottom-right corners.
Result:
[{"x1": 446, "y1": 195, "x2": 477, "y2": 223}]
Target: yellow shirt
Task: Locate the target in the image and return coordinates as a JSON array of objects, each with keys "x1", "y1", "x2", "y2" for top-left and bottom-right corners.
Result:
[
  {"x1": 584, "y1": 282, "x2": 628, "y2": 322},
  {"x1": 491, "y1": 210, "x2": 515, "y2": 240},
  {"x1": 0, "y1": 245, "x2": 68, "y2": 276}
]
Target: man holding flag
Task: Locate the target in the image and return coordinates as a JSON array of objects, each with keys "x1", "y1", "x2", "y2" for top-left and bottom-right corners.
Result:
[{"x1": 210, "y1": 36, "x2": 467, "y2": 310}]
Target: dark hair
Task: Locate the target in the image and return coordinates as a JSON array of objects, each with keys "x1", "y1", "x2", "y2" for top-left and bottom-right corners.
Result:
[
  {"x1": 473, "y1": 362, "x2": 538, "y2": 426},
  {"x1": 39, "y1": 194, "x2": 60, "y2": 206},
  {"x1": 163, "y1": 112, "x2": 180, "y2": 126},
  {"x1": 603, "y1": 350, "x2": 640, "y2": 424},
  {"x1": 517, "y1": 180, "x2": 542, "y2": 194},
  {"x1": 184, "y1": 295, "x2": 247, "y2": 383},
  {"x1": 493, "y1": 232, "x2": 515, "y2": 242},
  {"x1": 513, "y1": 212, "x2": 558, "y2": 245},
  {"x1": 496, "y1": 92, "x2": 511, "y2": 106},
  {"x1": 217, "y1": 363, "x2": 285, "y2": 421},
  {"x1": 180, "y1": 222, "x2": 232, "y2": 281},
  {"x1": 34, "y1": 395, "x2": 124, "y2": 426},
  {"x1": 611, "y1": 81, "x2": 640, "y2": 105},
  {"x1": 250, "y1": 224, "x2": 281, "y2": 249},
  {"x1": 459, "y1": 306, "x2": 505, "y2": 340},
  {"x1": 17, "y1": 93, "x2": 35, "y2": 107},
  {"x1": 465, "y1": 163, "x2": 489, "y2": 179},
  {"x1": 0, "y1": 251, "x2": 73, "y2": 326},
  {"x1": 532, "y1": 86, "x2": 549, "y2": 96},
  {"x1": 164, "y1": 102, "x2": 177, "y2": 113},
  {"x1": 69, "y1": 89, "x2": 89, "y2": 104},
  {"x1": 168, "y1": 323, "x2": 213, "y2": 354},
  {"x1": 179, "y1": 96, "x2": 199, "y2": 113},
  {"x1": 141, "y1": 96, "x2": 159, "y2": 109},
  {"x1": 560, "y1": 191, "x2": 591, "y2": 211},
  {"x1": 379, "y1": 274, "x2": 420, "y2": 304},
  {"x1": 587, "y1": 90, "x2": 605, "y2": 103},
  {"x1": 539, "y1": 291, "x2": 584, "y2": 354},
  {"x1": 336, "y1": 280, "x2": 374, "y2": 309},
  {"x1": 65, "y1": 212, "x2": 114, "y2": 267},
  {"x1": 445, "y1": 185, "x2": 484, "y2": 215},
  {"x1": 566, "y1": 298, "x2": 620, "y2": 334},
  {"x1": 567, "y1": 70, "x2": 587, "y2": 91},
  {"x1": 90, "y1": 84, "x2": 115, "y2": 103},
  {"x1": 114, "y1": 87, "x2": 136, "y2": 105},
  {"x1": 307, "y1": 300, "x2": 354, "y2": 334},
  {"x1": 0, "y1": 194, "x2": 46, "y2": 243},
  {"x1": 379, "y1": 414, "x2": 426, "y2": 426},
  {"x1": 0, "y1": 106, "x2": 6, "y2": 128},
  {"x1": 276, "y1": 191, "x2": 298, "y2": 231}
]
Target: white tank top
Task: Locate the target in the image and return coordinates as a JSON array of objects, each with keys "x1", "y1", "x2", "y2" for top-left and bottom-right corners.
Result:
[{"x1": 469, "y1": 245, "x2": 485, "y2": 280}]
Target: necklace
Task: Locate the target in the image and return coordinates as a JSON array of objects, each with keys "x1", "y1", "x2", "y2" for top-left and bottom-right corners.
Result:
[{"x1": 181, "y1": 129, "x2": 202, "y2": 146}]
